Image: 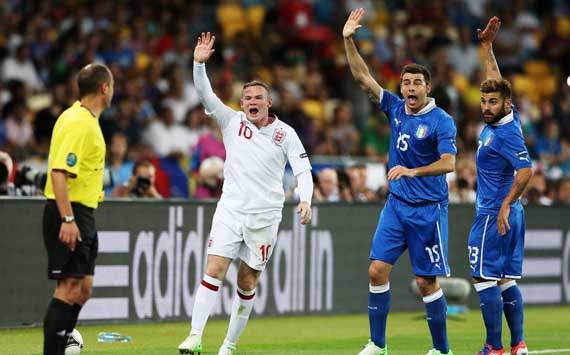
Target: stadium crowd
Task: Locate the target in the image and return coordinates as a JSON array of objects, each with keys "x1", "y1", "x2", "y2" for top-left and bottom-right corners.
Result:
[{"x1": 0, "y1": 0, "x2": 569, "y2": 204}]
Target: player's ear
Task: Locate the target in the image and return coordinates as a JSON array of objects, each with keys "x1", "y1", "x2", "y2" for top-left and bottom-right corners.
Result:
[
  {"x1": 426, "y1": 82, "x2": 432, "y2": 95},
  {"x1": 267, "y1": 96, "x2": 272, "y2": 108},
  {"x1": 239, "y1": 97, "x2": 244, "y2": 110}
]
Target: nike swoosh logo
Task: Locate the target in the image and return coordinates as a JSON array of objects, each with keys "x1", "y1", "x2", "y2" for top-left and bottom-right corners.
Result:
[{"x1": 56, "y1": 330, "x2": 67, "y2": 337}]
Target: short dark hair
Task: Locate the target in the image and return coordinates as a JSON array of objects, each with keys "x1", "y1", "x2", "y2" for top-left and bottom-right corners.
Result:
[
  {"x1": 243, "y1": 80, "x2": 271, "y2": 97},
  {"x1": 77, "y1": 63, "x2": 112, "y2": 98},
  {"x1": 400, "y1": 63, "x2": 431, "y2": 83},
  {"x1": 132, "y1": 160, "x2": 155, "y2": 176},
  {"x1": 480, "y1": 79, "x2": 512, "y2": 100}
]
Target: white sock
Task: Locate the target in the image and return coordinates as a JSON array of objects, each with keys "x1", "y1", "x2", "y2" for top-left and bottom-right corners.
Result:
[
  {"x1": 190, "y1": 275, "x2": 222, "y2": 335},
  {"x1": 224, "y1": 288, "x2": 256, "y2": 345}
]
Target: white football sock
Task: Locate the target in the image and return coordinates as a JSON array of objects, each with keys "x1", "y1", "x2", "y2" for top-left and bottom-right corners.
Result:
[
  {"x1": 224, "y1": 288, "x2": 256, "y2": 345},
  {"x1": 190, "y1": 275, "x2": 222, "y2": 335}
]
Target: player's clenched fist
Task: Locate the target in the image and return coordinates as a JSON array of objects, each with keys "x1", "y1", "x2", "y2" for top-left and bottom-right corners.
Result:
[{"x1": 296, "y1": 201, "x2": 312, "y2": 225}]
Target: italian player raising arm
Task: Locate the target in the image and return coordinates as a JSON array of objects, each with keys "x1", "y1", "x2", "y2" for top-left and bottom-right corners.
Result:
[
  {"x1": 468, "y1": 16, "x2": 532, "y2": 355},
  {"x1": 178, "y1": 32, "x2": 313, "y2": 355},
  {"x1": 344, "y1": 8, "x2": 456, "y2": 355}
]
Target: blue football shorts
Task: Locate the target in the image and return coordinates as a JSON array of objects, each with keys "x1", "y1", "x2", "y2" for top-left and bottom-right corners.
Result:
[
  {"x1": 370, "y1": 194, "x2": 451, "y2": 277},
  {"x1": 467, "y1": 203, "x2": 525, "y2": 280}
]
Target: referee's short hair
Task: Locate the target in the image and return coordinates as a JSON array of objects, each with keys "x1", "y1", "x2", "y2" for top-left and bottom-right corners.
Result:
[{"x1": 77, "y1": 63, "x2": 112, "y2": 98}]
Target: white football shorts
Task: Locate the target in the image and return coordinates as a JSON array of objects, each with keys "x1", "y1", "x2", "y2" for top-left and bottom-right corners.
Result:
[{"x1": 207, "y1": 205, "x2": 282, "y2": 271}]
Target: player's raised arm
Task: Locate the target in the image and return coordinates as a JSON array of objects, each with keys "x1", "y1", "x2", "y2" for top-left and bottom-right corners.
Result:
[
  {"x1": 193, "y1": 32, "x2": 235, "y2": 127},
  {"x1": 343, "y1": 8, "x2": 382, "y2": 102},
  {"x1": 478, "y1": 16, "x2": 502, "y2": 80}
]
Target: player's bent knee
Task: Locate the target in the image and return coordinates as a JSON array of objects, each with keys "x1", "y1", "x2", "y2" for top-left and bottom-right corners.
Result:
[
  {"x1": 237, "y1": 278, "x2": 256, "y2": 292},
  {"x1": 78, "y1": 286, "x2": 93, "y2": 304},
  {"x1": 55, "y1": 278, "x2": 83, "y2": 303},
  {"x1": 368, "y1": 262, "x2": 389, "y2": 285},
  {"x1": 205, "y1": 256, "x2": 231, "y2": 280},
  {"x1": 237, "y1": 263, "x2": 261, "y2": 291},
  {"x1": 415, "y1": 276, "x2": 437, "y2": 294}
]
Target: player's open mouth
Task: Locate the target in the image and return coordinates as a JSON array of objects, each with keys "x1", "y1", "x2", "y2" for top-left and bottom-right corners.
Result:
[
  {"x1": 407, "y1": 95, "x2": 418, "y2": 104},
  {"x1": 249, "y1": 108, "x2": 259, "y2": 115}
]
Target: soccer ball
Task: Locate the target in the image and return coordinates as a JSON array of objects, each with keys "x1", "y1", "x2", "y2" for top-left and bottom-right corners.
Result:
[{"x1": 65, "y1": 329, "x2": 84, "y2": 355}]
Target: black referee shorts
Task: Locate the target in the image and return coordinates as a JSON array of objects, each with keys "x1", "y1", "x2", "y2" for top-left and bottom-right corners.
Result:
[{"x1": 42, "y1": 200, "x2": 98, "y2": 280}]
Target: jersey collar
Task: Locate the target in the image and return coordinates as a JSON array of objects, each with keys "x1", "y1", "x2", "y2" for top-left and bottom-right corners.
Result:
[
  {"x1": 405, "y1": 97, "x2": 437, "y2": 116},
  {"x1": 75, "y1": 101, "x2": 97, "y2": 118},
  {"x1": 491, "y1": 110, "x2": 514, "y2": 126},
  {"x1": 242, "y1": 113, "x2": 279, "y2": 129}
]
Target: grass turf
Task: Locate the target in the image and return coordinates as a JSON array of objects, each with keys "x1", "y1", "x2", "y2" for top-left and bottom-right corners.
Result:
[{"x1": 1, "y1": 306, "x2": 569, "y2": 354}]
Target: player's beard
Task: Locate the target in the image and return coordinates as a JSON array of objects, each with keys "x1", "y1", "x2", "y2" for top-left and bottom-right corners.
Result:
[{"x1": 483, "y1": 105, "x2": 508, "y2": 124}]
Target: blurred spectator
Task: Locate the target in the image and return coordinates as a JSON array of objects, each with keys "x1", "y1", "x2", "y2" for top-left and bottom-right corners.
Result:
[
  {"x1": 4, "y1": 101, "x2": 33, "y2": 150},
  {"x1": 330, "y1": 101, "x2": 360, "y2": 156},
  {"x1": 536, "y1": 120, "x2": 562, "y2": 171},
  {"x1": 1, "y1": 44, "x2": 43, "y2": 92},
  {"x1": 556, "y1": 177, "x2": 570, "y2": 205},
  {"x1": 112, "y1": 160, "x2": 162, "y2": 198},
  {"x1": 0, "y1": 151, "x2": 13, "y2": 195},
  {"x1": 561, "y1": 139, "x2": 570, "y2": 176},
  {"x1": 184, "y1": 105, "x2": 209, "y2": 151},
  {"x1": 278, "y1": 0, "x2": 334, "y2": 47},
  {"x1": 274, "y1": 89, "x2": 317, "y2": 153},
  {"x1": 449, "y1": 158, "x2": 477, "y2": 203},
  {"x1": 191, "y1": 118, "x2": 226, "y2": 198},
  {"x1": 493, "y1": 14, "x2": 522, "y2": 72},
  {"x1": 523, "y1": 172, "x2": 552, "y2": 206},
  {"x1": 162, "y1": 72, "x2": 200, "y2": 124},
  {"x1": 362, "y1": 117, "x2": 390, "y2": 162},
  {"x1": 447, "y1": 26, "x2": 479, "y2": 79},
  {"x1": 33, "y1": 81, "x2": 71, "y2": 151},
  {"x1": 195, "y1": 156, "x2": 224, "y2": 200},
  {"x1": 314, "y1": 168, "x2": 341, "y2": 202},
  {"x1": 346, "y1": 165, "x2": 377, "y2": 201},
  {"x1": 142, "y1": 106, "x2": 194, "y2": 157},
  {"x1": 105, "y1": 133, "x2": 134, "y2": 196}
]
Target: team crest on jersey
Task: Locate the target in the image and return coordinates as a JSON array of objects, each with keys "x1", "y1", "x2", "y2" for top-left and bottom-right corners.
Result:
[
  {"x1": 415, "y1": 124, "x2": 429, "y2": 139},
  {"x1": 272, "y1": 128, "x2": 286, "y2": 146}
]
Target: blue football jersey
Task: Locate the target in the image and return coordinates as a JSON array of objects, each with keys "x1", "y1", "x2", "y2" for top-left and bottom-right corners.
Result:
[
  {"x1": 379, "y1": 90, "x2": 457, "y2": 204},
  {"x1": 475, "y1": 106, "x2": 532, "y2": 214}
]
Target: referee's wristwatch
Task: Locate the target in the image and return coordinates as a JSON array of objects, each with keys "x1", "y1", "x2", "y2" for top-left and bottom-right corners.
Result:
[{"x1": 62, "y1": 215, "x2": 75, "y2": 224}]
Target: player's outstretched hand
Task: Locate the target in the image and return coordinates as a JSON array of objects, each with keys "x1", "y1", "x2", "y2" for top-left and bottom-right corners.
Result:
[
  {"x1": 497, "y1": 204, "x2": 511, "y2": 236},
  {"x1": 477, "y1": 16, "x2": 501, "y2": 49},
  {"x1": 387, "y1": 165, "x2": 417, "y2": 180},
  {"x1": 59, "y1": 222, "x2": 81, "y2": 251},
  {"x1": 194, "y1": 32, "x2": 216, "y2": 63},
  {"x1": 297, "y1": 201, "x2": 312, "y2": 225},
  {"x1": 342, "y1": 8, "x2": 365, "y2": 39}
]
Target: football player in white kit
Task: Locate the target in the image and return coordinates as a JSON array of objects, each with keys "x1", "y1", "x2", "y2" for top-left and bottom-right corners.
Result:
[{"x1": 178, "y1": 32, "x2": 314, "y2": 355}]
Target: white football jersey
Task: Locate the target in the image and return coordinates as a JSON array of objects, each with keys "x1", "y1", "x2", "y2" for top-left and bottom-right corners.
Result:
[
  {"x1": 193, "y1": 62, "x2": 311, "y2": 213},
  {"x1": 202, "y1": 95, "x2": 311, "y2": 213}
]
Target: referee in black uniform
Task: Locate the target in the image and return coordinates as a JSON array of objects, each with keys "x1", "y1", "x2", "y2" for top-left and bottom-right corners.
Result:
[{"x1": 42, "y1": 63, "x2": 114, "y2": 355}]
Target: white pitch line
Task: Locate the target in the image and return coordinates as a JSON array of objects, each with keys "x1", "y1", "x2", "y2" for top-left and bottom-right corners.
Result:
[{"x1": 529, "y1": 350, "x2": 570, "y2": 354}]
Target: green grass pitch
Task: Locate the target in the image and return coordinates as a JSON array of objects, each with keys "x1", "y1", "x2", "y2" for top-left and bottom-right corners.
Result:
[{"x1": 1, "y1": 307, "x2": 570, "y2": 354}]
